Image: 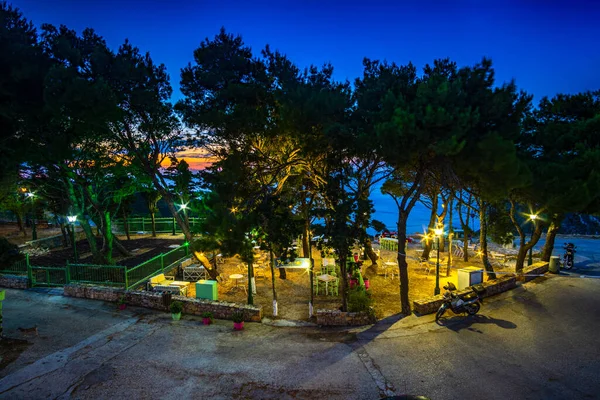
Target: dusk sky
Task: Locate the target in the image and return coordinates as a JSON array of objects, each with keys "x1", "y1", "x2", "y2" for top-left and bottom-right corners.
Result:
[{"x1": 12, "y1": 0, "x2": 600, "y2": 105}]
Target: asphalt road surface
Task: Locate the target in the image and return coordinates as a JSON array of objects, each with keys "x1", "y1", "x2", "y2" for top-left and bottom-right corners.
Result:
[{"x1": 1, "y1": 274, "x2": 599, "y2": 400}]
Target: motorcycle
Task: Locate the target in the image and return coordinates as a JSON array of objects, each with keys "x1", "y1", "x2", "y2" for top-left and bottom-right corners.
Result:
[
  {"x1": 435, "y1": 282, "x2": 486, "y2": 322},
  {"x1": 562, "y1": 242, "x2": 576, "y2": 270}
]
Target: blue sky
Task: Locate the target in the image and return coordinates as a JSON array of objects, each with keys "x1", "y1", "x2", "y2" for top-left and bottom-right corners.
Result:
[{"x1": 11, "y1": 0, "x2": 600, "y2": 104}]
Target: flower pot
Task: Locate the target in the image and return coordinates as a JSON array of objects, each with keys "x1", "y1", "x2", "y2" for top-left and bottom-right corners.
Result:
[
  {"x1": 172, "y1": 312, "x2": 181, "y2": 321},
  {"x1": 202, "y1": 317, "x2": 212, "y2": 325},
  {"x1": 233, "y1": 321, "x2": 244, "y2": 330},
  {"x1": 364, "y1": 279, "x2": 370, "y2": 290},
  {"x1": 118, "y1": 304, "x2": 126, "y2": 310},
  {"x1": 350, "y1": 279, "x2": 358, "y2": 289}
]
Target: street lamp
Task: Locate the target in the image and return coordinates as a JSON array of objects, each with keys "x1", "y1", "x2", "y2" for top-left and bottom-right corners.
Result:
[
  {"x1": 433, "y1": 226, "x2": 444, "y2": 295},
  {"x1": 528, "y1": 214, "x2": 538, "y2": 266},
  {"x1": 67, "y1": 215, "x2": 78, "y2": 262},
  {"x1": 26, "y1": 192, "x2": 37, "y2": 240}
]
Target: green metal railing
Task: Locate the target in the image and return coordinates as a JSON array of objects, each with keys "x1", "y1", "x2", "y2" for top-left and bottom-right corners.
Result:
[
  {"x1": 67, "y1": 263, "x2": 127, "y2": 287},
  {"x1": 114, "y1": 217, "x2": 203, "y2": 234},
  {"x1": 125, "y1": 243, "x2": 189, "y2": 289},
  {"x1": 0, "y1": 255, "x2": 29, "y2": 275},
  {"x1": 1, "y1": 243, "x2": 190, "y2": 290},
  {"x1": 29, "y1": 265, "x2": 68, "y2": 287}
]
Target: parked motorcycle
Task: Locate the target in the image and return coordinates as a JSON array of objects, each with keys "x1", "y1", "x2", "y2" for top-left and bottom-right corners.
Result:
[
  {"x1": 562, "y1": 242, "x2": 576, "y2": 270},
  {"x1": 435, "y1": 282, "x2": 486, "y2": 322}
]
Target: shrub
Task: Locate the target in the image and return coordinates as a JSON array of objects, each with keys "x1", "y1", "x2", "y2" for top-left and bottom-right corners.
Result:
[
  {"x1": 231, "y1": 311, "x2": 244, "y2": 323},
  {"x1": 348, "y1": 288, "x2": 372, "y2": 313},
  {"x1": 201, "y1": 311, "x2": 213, "y2": 319},
  {"x1": 169, "y1": 301, "x2": 183, "y2": 314},
  {"x1": 0, "y1": 237, "x2": 23, "y2": 265}
]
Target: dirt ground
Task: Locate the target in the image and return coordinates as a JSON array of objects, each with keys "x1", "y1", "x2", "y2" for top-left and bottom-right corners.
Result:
[
  {"x1": 27, "y1": 236, "x2": 185, "y2": 267},
  {"x1": 1, "y1": 223, "x2": 63, "y2": 247},
  {"x1": 1, "y1": 222, "x2": 514, "y2": 321},
  {"x1": 177, "y1": 242, "x2": 514, "y2": 321}
]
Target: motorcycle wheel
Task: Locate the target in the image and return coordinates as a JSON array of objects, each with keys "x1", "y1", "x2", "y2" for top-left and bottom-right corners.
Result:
[
  {"x1": 564, "y1": 257, "x2": 574, "y2": 270},
  {"x1": 435, "y1": 307, "x2": 446, "y2": 322},
  {"x1": 465, "y1": 302, "x2": 480, "y2": 315}
]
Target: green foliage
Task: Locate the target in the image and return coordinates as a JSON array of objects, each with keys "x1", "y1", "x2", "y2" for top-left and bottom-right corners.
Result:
[
  {"x1": 116, "y1": 295, "x2": 126, "y2": 305},
  {"x1": 231, "y1": 311, "x2": 244, "y2": 323},
  {"x1": 169, "y1": 301, "x2": 183, "y2": 314},
  {"x1": 347, "y1": 288, "x2": 372, "y2": 313},
  {"x1": 0, "y1": 237, "x2": 23, "y2": 265},
  {"x1": 201, "y1": 311, "x2": 213, "y2": 319}
]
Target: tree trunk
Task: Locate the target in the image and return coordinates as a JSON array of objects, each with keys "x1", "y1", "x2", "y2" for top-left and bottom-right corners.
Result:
[
  {"x1": 515, "y1": 224, "x2": 544, "y2": 273},
  {"x1": 102, "y1": 212, "x2": 114, "y2": 264},
  {"x1": 150, "y1": 211, "x2": 157, "y2": 237},
  {"x1": 479, "y1": 204, "x2": 496, "y2": 280},
  {"x1": 338, "y1": 249, "x2": 349, "y2": 312},
  {"x1": 151, "y1": 175, "x2": 192, "y2": 240},
  {"x1": 421, "y1": 195, "x2": 439, "y2": 260},
  {"x1": 397, "y1": 210, "x2": 411, "y2": 315},
  {"x1": 438, "y1": 200, "x2": 448, "y2": 252},
  {"x1": 364, "y1": 238, "x2": 379, "y2": 268},
  {"x1": 60, "y1": 221, "x2": 69, "y2": 247},
  {"x1": 247, "y1": 260, "x2": 254, "y2": 305},
  {"x1": 446, "y1": 196, "x2": 453, "y2": 277},
  {"x1": 80, "y1": 219, "x2": 103, "y2": 264},
  {"x1": 16, "y1": 212, "x2": 26, "y2": 236},
  {"x1": 302, "y1": 217, "x2": 310, "y2": 258},
  {"x1": 541, "y1": 214, "x2": 563, "y2": 262},
  {"x1": 122, "y1": 208, "x2": 131, "y2": 240},
  {"x1": 270, "y1": 250, "x2": 278, "y2": 316},
  {"x1": 113, "y1": 237, "x2": 132, "y2": 257}
]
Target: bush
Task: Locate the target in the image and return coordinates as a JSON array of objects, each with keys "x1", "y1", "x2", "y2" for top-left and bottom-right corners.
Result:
[
  {"x1": 0, "y1": 237, "x2": 23, "y2": 265},
  {"x1": 170, "y1": 301, "x2": 183, "y2": 314},
  {"x1": 201, "y1": 311, "x2": 213, "y2": 319},
  {"x1": 348, "y1": 288, "x2": 372, "y2": 313},
  {"x1": 231, "y1": 311, "x2": 244, "y2": 323}
]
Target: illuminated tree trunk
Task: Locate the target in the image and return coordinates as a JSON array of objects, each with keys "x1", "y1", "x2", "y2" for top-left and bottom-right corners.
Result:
[
  {"x1": 270, "y1": 250, "x2": 278, "y2": 316},
  {"x1": 122, "y1": 208, "x2": 131, "y2": 240},
  {"x1": 479, "y1": 204, "x2": 496, "y2": 280},
  {"x1": 150, "y1": 211, "x2": 157, "y2": 237},
  {"x1": 102, "y1": 211, "x2": 113, "y2": 264},
  {"x1": 397, "y1": 211, "x2": 411, "y2": 315},
  {"x1": 541, "y1": 214, "x2": 562, "y2": 262}
]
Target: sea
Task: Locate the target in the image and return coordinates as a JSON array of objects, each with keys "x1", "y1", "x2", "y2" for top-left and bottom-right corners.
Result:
[{"x1": 368, "y1": 183, "x2": 480, "y2": 236}]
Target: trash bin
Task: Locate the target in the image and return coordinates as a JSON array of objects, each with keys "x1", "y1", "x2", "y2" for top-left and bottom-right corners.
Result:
[
  {"x1": 458, "y1": 266, "x2": 484, "y2": 290},
  {"x1": 549, "y1": 256, "x2": 560, "y2": 274}
]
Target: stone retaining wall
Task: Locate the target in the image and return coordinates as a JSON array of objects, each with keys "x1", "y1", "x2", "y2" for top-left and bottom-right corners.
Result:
[
  {"x1": 521, "y1": 262, "x2": 549, "y2": 282},
  {"x1": 315, "y1": 309, "x2": 377, "y2": 326},
  {"x1": 412, "y1": 275, "x2": 518, "y2": 315},
  {"x1": 0, "y1": 275, "x2": 30, "y2": 289},
  {"x1": 63, "y1": 284, "x2": 262, "y2": 322}
]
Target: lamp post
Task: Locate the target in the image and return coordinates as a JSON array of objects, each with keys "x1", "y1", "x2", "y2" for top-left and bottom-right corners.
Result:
[
  {"x1": 434, "y1": 227, "x2": 443, "y2": 295},
  {"x1": 67, "y1": 215, "x2": 78, "y2": 262},
  {"x1": 528, "y1": 214, "x2": 538, "y2": 266},
  {"x1": 26, "y1": 192, "x2": 37, "y2": 240}
]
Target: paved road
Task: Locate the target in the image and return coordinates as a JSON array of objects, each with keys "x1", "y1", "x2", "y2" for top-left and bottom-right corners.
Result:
[{"x1": 1, "y1": 275, "x2": 599, "y2": 399}]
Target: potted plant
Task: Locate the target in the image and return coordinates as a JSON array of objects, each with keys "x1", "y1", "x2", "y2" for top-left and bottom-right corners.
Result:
[
  {"x1": 201, "y1": 311, "x2": 213, "y2": 325},
  {"x1": 117, "y1": 295, "x2": 126, "y2": 310},
  {"x1": 363, "y1": 276, "x2": 370, "y2": 290},
  {"x1": 170, "y1": 301, "x2": 183, "y2": 321},
  {"x1": 232, "y1": 311, "x2": 244, "y2": 330}
]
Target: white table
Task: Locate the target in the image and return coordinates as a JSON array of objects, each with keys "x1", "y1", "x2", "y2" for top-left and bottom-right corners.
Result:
[
  {"x1": 384, "y1": 262, "x2": 397, "y2": 279},
  {"x1": 230, "y1": 274, "x2": 244, "y2": 290},
  {"x1": 317, "y1": 274, "x2": 337, "y2": 295}
]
